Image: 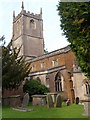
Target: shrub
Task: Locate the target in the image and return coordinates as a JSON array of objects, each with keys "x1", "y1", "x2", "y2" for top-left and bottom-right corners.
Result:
[{"x1": 23, "y1": 80, "x2": 50, "y2": 97}]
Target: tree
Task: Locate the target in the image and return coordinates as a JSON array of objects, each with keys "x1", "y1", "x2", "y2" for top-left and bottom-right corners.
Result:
[
  {"x1": 44, "y1": 43, "x2": 48, "y2": 54},
  {"x1": 2, "y1": 41, "x2": 30, "y2": 90},
  {"x1": 23, "y1": 80, "x2": 50, "y2": 98},
  {"x1": 44, "y1": 48, "x2": 48, "y2": 54},
  {"x1": 57, "y1": 2, "x2": 90, "y2": 78}
]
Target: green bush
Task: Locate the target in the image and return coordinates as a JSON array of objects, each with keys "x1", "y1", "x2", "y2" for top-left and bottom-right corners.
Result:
[{"x1": 23, "y1": 80, "x2": 50, "y2": 97}]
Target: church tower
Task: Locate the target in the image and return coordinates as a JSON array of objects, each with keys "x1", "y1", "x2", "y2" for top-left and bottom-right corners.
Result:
[{"x1": 12, "y1": 2, "x2": 44, "y2": 60}]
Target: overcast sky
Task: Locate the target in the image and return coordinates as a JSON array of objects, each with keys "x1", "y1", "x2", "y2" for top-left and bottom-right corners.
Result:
[{"x1": 0, "y1": 0, "x2": 69, "y2": 52}]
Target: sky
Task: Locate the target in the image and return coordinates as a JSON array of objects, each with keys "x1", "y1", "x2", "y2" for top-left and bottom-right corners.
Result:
[{"x1": 0, "y1": 0, "x2": 69, "y2": 52}]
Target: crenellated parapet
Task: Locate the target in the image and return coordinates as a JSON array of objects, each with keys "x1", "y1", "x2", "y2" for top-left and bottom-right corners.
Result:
[{"x1": 13, "y1": 2, "x2": 42, "y2": 23}]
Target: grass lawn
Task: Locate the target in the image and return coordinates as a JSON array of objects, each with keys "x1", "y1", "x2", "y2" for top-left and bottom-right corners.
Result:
[{"x1": 2, "y1": 104, "x2": 89, "y2": 118}]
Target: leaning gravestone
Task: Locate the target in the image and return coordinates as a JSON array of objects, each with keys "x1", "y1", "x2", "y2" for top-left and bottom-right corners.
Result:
[
  {"x1": 56, "y1": 94, "x2": 62, "y2": 108},
  {"x1": 22, "y1": 93, "x2": 29, "y2": 107},
  {"x1": 47, "y1": 94, "x2": 54, "y2": 108}
]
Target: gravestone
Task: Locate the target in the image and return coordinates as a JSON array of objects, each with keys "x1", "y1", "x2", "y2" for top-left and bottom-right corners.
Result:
[
  {"x1": 47, "y1": 94, "x2": 54, "y2": 108},
  {"x1": 9, "y1": 95, "x2": 21, "y2": 107},
  {"x1": 83, "y1": 101, "x2": 90, "y2": 116},
  {"x1": 22, "y1": 93, "x2": 29, "y2": 107},
  {"x1": 56, "y1": 94, "x2": 62, "y2": 108},
  {"x1": 32, "y1": 95, "x2": 47, "y2": 106}
]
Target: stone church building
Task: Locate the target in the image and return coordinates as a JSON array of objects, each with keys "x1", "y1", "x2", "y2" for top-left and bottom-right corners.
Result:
[{"x1": 11, "y1": 2, "x2": 90, "y2": 103}]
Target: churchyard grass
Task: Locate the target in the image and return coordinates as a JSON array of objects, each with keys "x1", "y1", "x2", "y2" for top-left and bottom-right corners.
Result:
[{"x1": 2, "y1": 104, "x2": 88, "y2": 118}]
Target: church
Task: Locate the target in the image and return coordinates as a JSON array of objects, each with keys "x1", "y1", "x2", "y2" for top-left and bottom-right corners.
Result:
[{"x1": 11, "y1": 2, "x2": 90, "y2": 103}]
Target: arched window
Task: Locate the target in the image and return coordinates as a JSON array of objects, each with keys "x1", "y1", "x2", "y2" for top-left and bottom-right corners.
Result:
[
  {"x1": 31, "y1": 65, "x2": 36, "y2": 71},
  {"x1": 30, "y1": 19, "x2": 36, "y2": 29},
  {"x1": 36, "y1": 77, "x2": 41, "y2": 83},
  {"x1": 55, "y1": 75, "x2": 62, "y2": 92},
  {"x1": 86, "y1": 83, "x2": 90, "y2": 94}
]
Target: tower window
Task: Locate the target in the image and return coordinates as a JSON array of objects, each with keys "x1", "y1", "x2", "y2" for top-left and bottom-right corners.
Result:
[{"x1": 30, "y1": 19, "x2": 36, "y2": 29}]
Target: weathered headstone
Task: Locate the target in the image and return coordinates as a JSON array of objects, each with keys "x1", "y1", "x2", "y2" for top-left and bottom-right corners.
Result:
[
  {"x1": 83, "y1": 100, "x2": 90, "y2": 116},
  {"x1": 56, "y1": 94, "x2": 62, "y2": 108},
  {"x1": 32, "y1": 95, "x2": 47, "y2": 106},
  {"x1": 47, "y1": 94, "x2": 54, "y2": 108},
  {"x1": 22, "y1": 93, "x2": 29, "y2": 107},
  {"x1": 9, "y1": 95, "x2": 21, "y2": 107}
]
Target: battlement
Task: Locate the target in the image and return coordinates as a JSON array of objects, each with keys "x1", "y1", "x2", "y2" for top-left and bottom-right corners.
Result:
[
  {"x1": 13, "y1": 10, "x2": 42, "y2": 23},
  {"x1": 13, "y1": 2, "x2": 42, "y2": 22}
]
